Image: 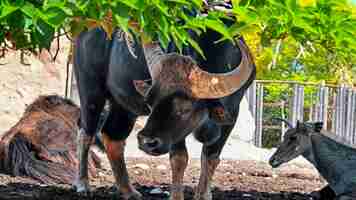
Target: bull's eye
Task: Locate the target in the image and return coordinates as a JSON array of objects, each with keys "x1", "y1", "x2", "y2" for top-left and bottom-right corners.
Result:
[
  {"x1": 172, "y1": 97, "x2": 194, "y2": 120},
  {"x1": 175, "y1": 108, "x2": 192, "y2": 120}
]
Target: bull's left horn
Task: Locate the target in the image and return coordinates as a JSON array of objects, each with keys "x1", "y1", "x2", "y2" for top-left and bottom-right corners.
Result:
[{"x1": 188, "y1": 38, "x2": 255, "y2": 99}]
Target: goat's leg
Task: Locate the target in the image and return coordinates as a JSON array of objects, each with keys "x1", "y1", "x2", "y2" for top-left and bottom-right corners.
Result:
[
  {"x1": 310, "y1": 185, "x2": 336, "y2": 200},
  {"x1": 336, "y1": 187, "x2": 356, "y2": 200}
]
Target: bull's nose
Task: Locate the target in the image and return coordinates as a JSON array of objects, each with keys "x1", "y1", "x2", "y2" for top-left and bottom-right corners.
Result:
[{"x1": 137, "y1": 135, "x2": 163, "y2": 155}]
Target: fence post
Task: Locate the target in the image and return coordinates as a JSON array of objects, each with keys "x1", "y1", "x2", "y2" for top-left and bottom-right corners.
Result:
[
  {"x1": 290, "y1": 84, "x2": 298, "y2": 127},
  {"x1": 345, "y1": 87, "x2": 353, "y2": 143},
  {"x1": 332, "y1": 90, "x2": 337, "y2": 133},
  {"x1": 340, "y1": 84, "x2": 347, "y2": 137},
  {"x1": 255, "y1": 83, "x2": 264, "y2": 147},
  {"x1": 352, "y1": 90, "x2": 356, "y2": 144},
  {"x1": 309, "y1": 93, "x2": 314, "y2": 122},
  {"x1": 246, "y1": 81, "x2": 257, "y2": 118},
  {"x1": 298, "y1": 84, "x2": 304, "y2": 122},
  {"x1": 281, "y1": 100, "x2": 286, "y2": 141},
  {"x1": 290, "y1": 83, "x2": 304, "y2": 127},
  {"x1": 335, "y1": 86, "x2": 342, "y2": 136},
  {"x1": 316, "y1": 82, "x2": 329, "y2": 129}
]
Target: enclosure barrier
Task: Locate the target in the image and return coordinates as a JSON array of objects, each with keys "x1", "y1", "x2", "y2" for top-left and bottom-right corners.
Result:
[{"x1": 245, "y1": 80, "x2": 356, "y2": 147}]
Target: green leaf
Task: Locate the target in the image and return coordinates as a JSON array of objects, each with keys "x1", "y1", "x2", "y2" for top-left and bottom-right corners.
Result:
[
  {"x1": 153, "y1": 1, "x2": 169, "y2": 16},
  {"x1": 69, "y1": 19, "x2": 86, "y2": 37},
  {"x1": 187, "y1": 36, "x2": 205, "y2": 59},
  {"x1": 204, "y1": 18, "x2": 232, "y2": 40},
  {"x1": 32, "y1": 18, "x2": 55, "y2": 49},
  {"x1": 170, "y1": 25, "x2": 183, "y2": 53},
  {"x1": 20, "y1": 2, "x2": 38, "y2": 18},
  {"x1": 41, "y1": 7, "x2": 67, "y2": 28},
  {"x1": 74, "y1": 0, "x2": 89, "y2": 11},
  {"x1": 0, "y1": 4, "x2": 19, "y2": 19},
  {"x1": 158, "y1": 32, "x2": 169, "y2": 49},
  {"x1": 43, "y1": 0, "x2": 65, "y2": 10},
  {"x1": 191, "y1": 0, "x2": 202, "y2": 9},
  {"x1": 6, "y1": 10, "x2": 25, "y2": 29},
  {"x1": 119, "y1": 0, "x2": 141, "y2": 10},
  {"x1": 113, "y1": 2, "x2": 131, "y2": 30}
]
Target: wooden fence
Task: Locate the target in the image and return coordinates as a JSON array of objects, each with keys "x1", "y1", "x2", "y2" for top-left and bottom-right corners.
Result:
[{"x1": 246, "y1": 80, "x2": 356, "y2": 148}]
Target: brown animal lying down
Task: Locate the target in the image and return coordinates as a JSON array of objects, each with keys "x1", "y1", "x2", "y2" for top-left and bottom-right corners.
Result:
[{"x1": 0, "y1": 95, "x2": 101, "y2": 184}]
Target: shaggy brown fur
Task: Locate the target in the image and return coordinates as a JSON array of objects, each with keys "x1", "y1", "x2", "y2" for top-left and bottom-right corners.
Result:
[{"x1": 0, "y1": 95, "x2": 101, "y2": 184}]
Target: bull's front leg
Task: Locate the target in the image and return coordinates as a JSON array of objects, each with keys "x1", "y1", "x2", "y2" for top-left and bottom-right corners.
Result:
[
  {"x1": 169, "y1": 141, "x2": 189, "y2": 200},
  {"x1": 193, "y1": 125, "x2": 233, "y2": 200},
  {"x1": 102, "y1": 133, "x2": 142, "y2": 200},
  {"x1": 194, "y1": 152, "x2": 220, "y2": 200},
  {"x1": 74, "y1": 128, "x2": 93, "y2": 193}
]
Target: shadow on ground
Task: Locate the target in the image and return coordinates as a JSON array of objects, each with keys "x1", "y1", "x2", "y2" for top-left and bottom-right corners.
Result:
[{"x1": 0, "y1": 183, "x2": 313, "y2": 200}]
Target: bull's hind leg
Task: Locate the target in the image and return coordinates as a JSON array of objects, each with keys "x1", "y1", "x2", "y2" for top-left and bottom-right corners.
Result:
[
  {"x1": 74, "y1": 97, "x2": 106, "y2": 193},
  {"x1": 102, "y1": 104, "x2": 141, "y2": 200},
  {"x1": 194, "y1": 125, "x2": 233, "y2": 200},
  {"x1": 169, "y1": 141, "x2": 188, "y2": 200},
  {"x1": 74, "y1": 128, "x2": 94, "y2": 193},
  {"x1": 102, "y1": 135, "x2": 141, "y2": 199}
]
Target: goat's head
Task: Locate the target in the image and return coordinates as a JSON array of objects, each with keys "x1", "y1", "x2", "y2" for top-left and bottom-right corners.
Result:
[{"x1": 269, "y1": 120, "x2": 323, "y2": 168}]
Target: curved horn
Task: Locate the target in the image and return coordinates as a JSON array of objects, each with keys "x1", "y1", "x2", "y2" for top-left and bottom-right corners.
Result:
[
  {"x1": 188, "y1": 38, "x2": 255, "y2": 99},
  {"x1": 273, "y1": 118, "x2": 294, "y2": 128},
  {"x1": 142, "y1": 41, "x2": 165, "y2": 80}
]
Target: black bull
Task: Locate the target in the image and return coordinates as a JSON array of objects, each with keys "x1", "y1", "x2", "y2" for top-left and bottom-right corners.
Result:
[{"x1": 73, "y1": 26, "x2": 256, "y2": 200}]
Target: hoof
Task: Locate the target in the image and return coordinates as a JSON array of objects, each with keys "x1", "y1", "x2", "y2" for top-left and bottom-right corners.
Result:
[
  {"x1": 121, "y1": 189, "x2": 143, "y2": 200},
  {"x1": 194, "y1": 190, "x2": 212, "y2": 200},
  {"x1": 170, "y1": 192, "x2": 184, "y2": 200},
  {"x1": 73, "y1": 179, "x2": 90, "y2": 194}
]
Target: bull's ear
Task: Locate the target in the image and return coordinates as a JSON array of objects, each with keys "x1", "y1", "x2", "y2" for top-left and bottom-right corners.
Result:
[
  {"x1": 207, "y1": 101, "x2": 234, "y2": 125},
  {"x1": 133, "y1": 80, "x2": 152, "y2": 97}
]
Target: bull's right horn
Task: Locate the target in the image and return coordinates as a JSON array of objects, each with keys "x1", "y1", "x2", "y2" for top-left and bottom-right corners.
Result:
[{"x1": 188, "y1": 38, "x2": 255, "y2": 99}]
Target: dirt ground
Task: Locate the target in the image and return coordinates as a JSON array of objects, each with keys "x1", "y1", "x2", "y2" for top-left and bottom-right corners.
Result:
[{"x1": 0, "y1": 158, "x2": 323, "y2": 200}]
